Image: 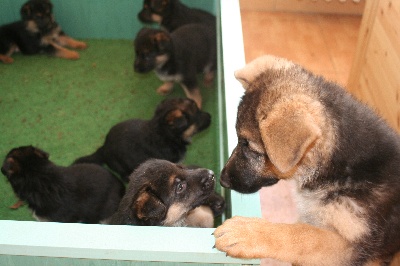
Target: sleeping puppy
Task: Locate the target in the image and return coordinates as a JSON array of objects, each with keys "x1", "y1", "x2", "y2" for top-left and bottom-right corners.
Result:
[
  {"x1": 138, "y1": 0, "x2": 216, "y2": 32},
  {"x1": 1, "y1": 145, "x2": 125, "y2": 224},
  {"x1": 109, "y1": 159, "x2": 223, "y2": 227},
  {"x1": 133, "y1": 25, "x2": 216, "y2": 108},
  {"x1": 0, "y1": 0, "x2": 86, "y2": 64},
  {"x1": 214, "y1": 55, "x2": 400, "y2": 265},
  {"x1": 74, "y1": 98, "x2": 211, "y2": 182}
]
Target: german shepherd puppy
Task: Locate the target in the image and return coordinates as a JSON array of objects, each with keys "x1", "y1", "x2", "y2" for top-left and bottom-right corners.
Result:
[
  {"x1": 74, "y1": 98, "x2": 211, "y2": 182},
  {"x1": 0, "y1": 0, "x2": 86, "y2": 64},
  {"x1": 138, "y1": 0, "x2": 216, "y2": 32},
  {"x1": 133, "y1": 25, "x2": 216, "y2": 108},
  {"x1": 214, "y1": 55, "x2": 400, "y2": 265},
  {"x1": 109, "y1": 159, "x2": 223, "y2": 227},
  {"x1": 1, "y1": 146, "x2": 125, "y2": 224}
]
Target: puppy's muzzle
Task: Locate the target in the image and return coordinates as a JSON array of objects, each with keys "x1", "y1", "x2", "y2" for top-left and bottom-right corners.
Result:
[
  {"x1": 201, "y1": 170, "x2": 215, "y2": 191},
  {"x1": 196, "y1": 112, "x2": 211, "y2": 131},
  {"x1": 219, "y1": 166, "x2": 231, "y2": 188}
]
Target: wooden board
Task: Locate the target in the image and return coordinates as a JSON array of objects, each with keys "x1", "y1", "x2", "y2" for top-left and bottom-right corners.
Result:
[{"x1": 348, "y1": 0, "x2": 400, "y2": 131}]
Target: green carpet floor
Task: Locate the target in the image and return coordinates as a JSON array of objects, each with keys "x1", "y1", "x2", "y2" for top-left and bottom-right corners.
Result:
[{"x1": 0, "y1": 39, "x2": 224, "y2": 221}]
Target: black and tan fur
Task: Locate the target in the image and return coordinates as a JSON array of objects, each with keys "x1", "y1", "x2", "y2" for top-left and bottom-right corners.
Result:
[
  {"x1": 214, "y1": 55, "x2": 400, "y2": 265},
  {"x1": 74, "y1": 98, "x2": 211, "y2": 182},
  {"x1": 1, "y1": 146, "x2": 125, "y2": 224},
  {"x1": 109, "y1": 159, "x2": 224, "y2": 227},
  {"x1": 0, "y1": 0, "x2": 86, "y2": 64},
  {"x1": 138, "y1": 0, "x2": 216, "y2": 32},
  {"x1": 133, "y1": 25, "x2": 216, "y2": 108}
]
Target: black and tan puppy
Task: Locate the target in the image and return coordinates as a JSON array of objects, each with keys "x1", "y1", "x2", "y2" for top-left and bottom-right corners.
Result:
[
  {"x1": 109, "y1": 159, "x2": 223, "y2": 227},
  {"x1": 214, "y1": 55, "x2": 400, "y2": 265},
  {"x1": 0, "y1": 0, "x2": 86, "y2": 64},
  {"x1": 133, "y1": 25, "x2": 216, "y2": 108},
  {"x1": 74, "y1": 98, "x2": 211, "y2": 182},
  {"x1": 138, "y1": 0, "x2": 216, "y2": 32},
  {"x1": 1, "y1": 145, "x2": 125, "y2": 224}
]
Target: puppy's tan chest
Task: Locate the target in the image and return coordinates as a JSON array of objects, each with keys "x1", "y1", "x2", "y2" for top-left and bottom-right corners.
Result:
[
  {"x1": 297, "y1": 190, "x2": 369, "y2": 242},
  {"x1": 155, "y1": 71, "x2": 183, "y2": 83}
]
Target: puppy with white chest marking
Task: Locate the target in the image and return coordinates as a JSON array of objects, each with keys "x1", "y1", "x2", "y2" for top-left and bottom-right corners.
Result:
[
  {"x1": 109, "y1": 159, "x2": 224, "y2": 227},
  {"x1": 214, "y1": 55, "x2": 400, "y2": 265},
  {"x1": 133, "y1": 25, "x2": 216, "y2": 108}
]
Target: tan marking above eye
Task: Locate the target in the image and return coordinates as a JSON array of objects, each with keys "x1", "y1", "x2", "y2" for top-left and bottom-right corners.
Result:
[
  {"x1": 248, "y1": 140, "x2": 265, "y2": 154},
  {"x1": 168, "y1": 174, "x2": 177, "y2": 186}
]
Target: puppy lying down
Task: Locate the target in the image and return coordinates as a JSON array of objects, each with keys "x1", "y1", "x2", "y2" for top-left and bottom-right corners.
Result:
[
  {"x1": 1, "y1": 145, "x2": 125, "y2": 224},
  {"x1": 110, "y1": 159, "x2": 225, "y2": 227},
  {"x1": 74, "y1": 98, "x2": 211, "y2": 182}
]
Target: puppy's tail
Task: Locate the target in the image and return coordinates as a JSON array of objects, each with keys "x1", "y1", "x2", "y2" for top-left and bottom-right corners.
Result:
[{"x1": 73, "y1": 147, "x2": 105, "y2": 165}]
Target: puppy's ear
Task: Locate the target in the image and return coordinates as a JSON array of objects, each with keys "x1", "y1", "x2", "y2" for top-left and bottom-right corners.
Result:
[
  {"x1": 20, "y1": 3, "x2": 32, "y2": 20},
  {"x1": 133, "y1": 188, "x2": 167, "y2": 220},
  {"x1": 234, "y1": 55, "x2": 294, "y2": 91},
  {"x1": 259, "y1": 101, "x2": 321, "y2": 173},
  {"x1": 153, "y1": 32, "x2": 171, "y2": 51},
  {"x1": 32, "y1": 147, "x2": 49, "y2": 159}
]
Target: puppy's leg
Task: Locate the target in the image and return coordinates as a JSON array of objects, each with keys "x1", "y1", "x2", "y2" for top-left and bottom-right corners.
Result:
[
  {"x1": 57, "y1": 34, "x2": 87, "y2": 50},
  {"x1": 0, "y1": 44, "x2": 18, "y2": 64},
  {"x1": 214, "y1": 216, "x2": 352, "y2": 266},
  {"x1": 181, "y1": 84, "x2": 202, "y2": 109},
  {"x1": 51, "y1": 42, "x2": 80, "y2": 60},
  {"x1": 0, "y1": 54, "x2": 13, "y2": 64},
  {"x1": 203, "y1": 71, "x2": 215, "y2": 87},
  {"x1": 157, "y1": 81, "x2": 174, "y2": 95},
  {"x1": 203, "y1": 64, "x2": 215, "y2": 87},
  {"x1": 186, "y1": 206, "x2": 214, "y2": 228},
  {"x1": 9, "y1": 199, "x2": 24, "y2": 209}
]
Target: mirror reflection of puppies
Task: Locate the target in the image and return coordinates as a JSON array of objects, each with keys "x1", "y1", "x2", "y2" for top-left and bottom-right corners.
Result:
[
  {"x1": 133, "y1": 25, "x2": 216, "y2": 109},
  {"x1": 109, "y1": 159, "x2": 224, "y2": 228},
  {"x1": 74, "y1": 98, "x2": 211, "y2": 182}
]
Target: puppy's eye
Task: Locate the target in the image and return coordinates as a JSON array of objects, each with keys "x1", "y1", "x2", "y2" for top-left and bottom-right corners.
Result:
[
  {"x1": 239, "y1": 138, "x2": 249, "y2": 147},
  {"x1": 176, "y1": 181, "x2": 187, "y2": 194}
]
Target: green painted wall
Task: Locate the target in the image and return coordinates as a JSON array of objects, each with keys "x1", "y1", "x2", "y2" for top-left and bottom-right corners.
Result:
[{"x1": 0, "y1": 0, "x2": 216, "y2": 39}]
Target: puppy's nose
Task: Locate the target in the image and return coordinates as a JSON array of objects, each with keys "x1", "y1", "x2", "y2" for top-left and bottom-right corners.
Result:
[
  {"x1": 219, "y1": 167, "x2": 231, "y2": 188},
  {"x1": 197, "y1": 112, "x2": 211, "y2": 131},
  {"x1": 201, "y1": 170, "x2": 215, "y2": 190}
]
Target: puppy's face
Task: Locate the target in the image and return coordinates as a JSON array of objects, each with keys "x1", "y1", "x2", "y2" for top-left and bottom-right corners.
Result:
[
  {"x1": 133, "y1": 28, "x2": 172, "y2": 73},
  {"x1": 1, "y1": 146, "x2": 49, "y2": 183},
  {"x1": 20, "y1": 0, "x2": 55, "y2": 32},
  {"x1": 121, "y1": 159, "x2": 215, "y2": 226},
  {"x1": 138, "y1": 0, "x2": 172, "y2": 23},
  {"x1": 155, "y1": 98, "x2": 211, "y2": 143},
  {"x1": 220, "y1": 91, "x2": 279, "y2": 194},
  {"x1": 220, "y1": 55, "x2": 324, "y2": 194}
]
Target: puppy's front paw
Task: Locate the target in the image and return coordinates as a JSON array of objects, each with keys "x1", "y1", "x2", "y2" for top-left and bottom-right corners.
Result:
[
  {"x1": 0, "y1": 55, "x2": 14, "y2": 64},
  {"x1": 74, "y1": 41, "x2": 87, "y2": 50},
  {"x1": 214, "y1": 216, "x2": 271, "y2": 259}
]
